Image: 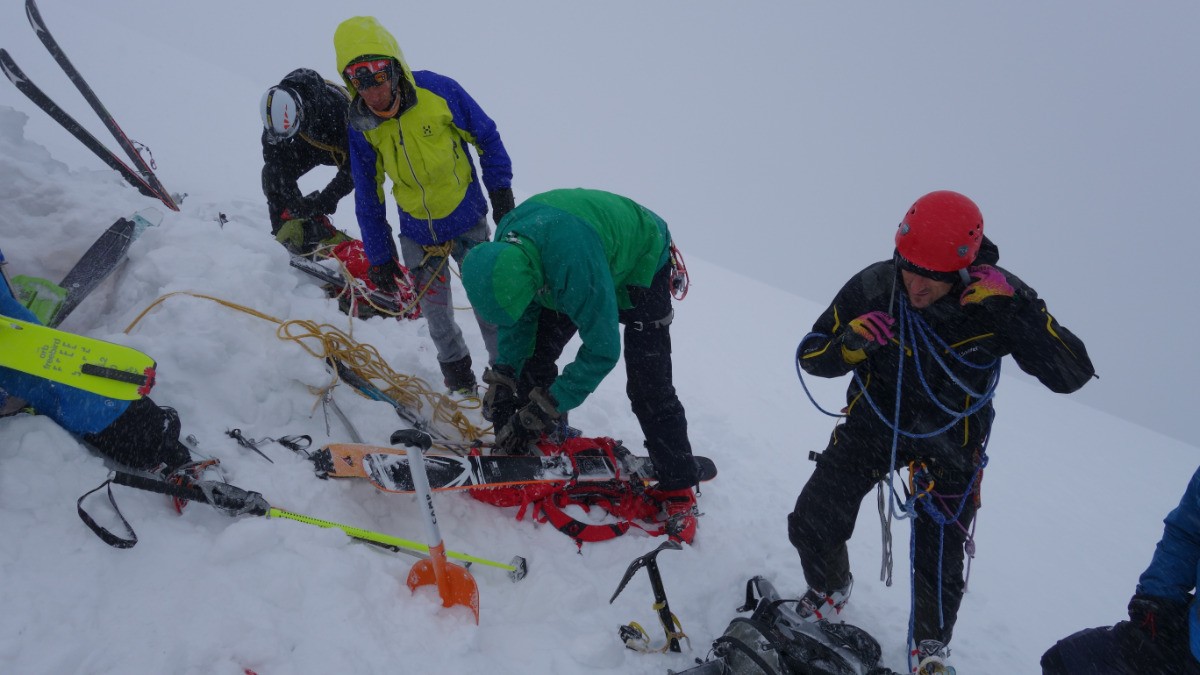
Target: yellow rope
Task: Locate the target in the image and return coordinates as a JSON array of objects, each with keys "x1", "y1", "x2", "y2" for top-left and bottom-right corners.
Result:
[{"x1": 123, "y1": 291, "x2": 491, "y2": 444}]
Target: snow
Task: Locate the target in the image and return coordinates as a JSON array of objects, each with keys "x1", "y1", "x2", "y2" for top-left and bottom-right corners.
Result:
[{"x1": 1, "y1": 2, "x2": 1198, "y2": 673}]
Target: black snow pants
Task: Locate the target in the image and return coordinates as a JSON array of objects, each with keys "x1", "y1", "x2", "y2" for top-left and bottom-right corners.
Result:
[
  {"x1": 788, "y1": 457, "x2": 979, "y2": 645},
  {"x1": 517, "y1": 264, "x2": 697, "y2": 490}
]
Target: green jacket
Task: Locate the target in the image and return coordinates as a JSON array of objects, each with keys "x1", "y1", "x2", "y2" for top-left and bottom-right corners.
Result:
[{"x1": 461, "y1": 188, "x2": 671, "y2": 412}]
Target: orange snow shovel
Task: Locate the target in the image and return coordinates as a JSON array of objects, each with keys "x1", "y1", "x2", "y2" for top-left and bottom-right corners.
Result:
[{"x1": 391, "y1": 429, "x2": 480, "y2": 623}]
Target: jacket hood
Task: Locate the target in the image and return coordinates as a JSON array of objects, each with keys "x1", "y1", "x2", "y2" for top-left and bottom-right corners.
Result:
[
  {"x1": 461, "y1": 242, "x2": 542, "y2": 328},
  {"x1": 333, "y1": 16, "x2": 413, "y2": 95},
  {"x1": 974, "y1": 235, "x2": 1000, "y2": 266}
]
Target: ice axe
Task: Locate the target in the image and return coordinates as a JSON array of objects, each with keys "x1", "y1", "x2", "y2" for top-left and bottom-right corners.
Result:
[
  {"x1": 391, "y1": 428, "x2": 480, "y2": 624},
  {"x1": 609, "y1": 539, "x2": 688, "y2": 653}
]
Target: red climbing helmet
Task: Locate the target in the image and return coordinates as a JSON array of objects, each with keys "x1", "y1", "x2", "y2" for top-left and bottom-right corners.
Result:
[{"x1": 894, "y1": 191, "x2": 984, "y2": 272}]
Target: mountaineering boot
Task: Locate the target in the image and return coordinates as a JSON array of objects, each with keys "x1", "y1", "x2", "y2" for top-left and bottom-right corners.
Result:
[
  {"x1": 646, "y1": 486, "x2": 697, "y2": 544},
  {"x1": 440, "y1": 355, "x2": 478, "y2": 397},
  {"x1": 797, "y1": 574, "x2": 853, "y2": 622},
  {"x1": 912, "y1": 639, "x2": 954, "y2": 674}
]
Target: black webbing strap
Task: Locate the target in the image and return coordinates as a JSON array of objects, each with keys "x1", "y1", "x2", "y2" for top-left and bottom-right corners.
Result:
[
  {"x1": 78, "y1": 472, "x2": 212, "y2": 548},
  {"x1": 77, "y1": 476, "x2": 138, "y2": 549}
]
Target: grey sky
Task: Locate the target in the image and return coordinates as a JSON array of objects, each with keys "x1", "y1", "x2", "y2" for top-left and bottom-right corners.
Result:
[{"x1": 2, "y1": 1, "x2": 1196, "y2": 446}]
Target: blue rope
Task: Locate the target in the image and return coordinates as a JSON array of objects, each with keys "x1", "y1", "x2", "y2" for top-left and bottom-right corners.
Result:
[{"x1": 793, "y1": 334, "x2": 849, "y2": 419}]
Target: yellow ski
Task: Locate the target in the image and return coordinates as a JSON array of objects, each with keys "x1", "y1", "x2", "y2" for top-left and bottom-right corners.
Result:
[{"x1": 0, "y1": 316, "x2": 155, "y2": 399}]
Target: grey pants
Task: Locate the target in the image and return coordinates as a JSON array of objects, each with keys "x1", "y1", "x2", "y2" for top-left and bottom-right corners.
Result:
[{"x1": 398, "y1": 218, "x2": 498, "y2": 365}]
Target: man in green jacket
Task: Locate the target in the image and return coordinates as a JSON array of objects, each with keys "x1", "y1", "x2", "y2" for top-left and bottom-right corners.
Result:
[{"x1": 461, "y1": 189, "x2": 701, "y2": 531}]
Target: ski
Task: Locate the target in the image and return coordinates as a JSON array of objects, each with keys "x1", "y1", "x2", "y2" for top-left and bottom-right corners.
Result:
[
  {"x1": 0, "y1": 49, "x2": 173, "y2": 208},
  {"x1": 23, "y1": 0, "x2": 178, "y2": 211},
  {"x1": 0, "y1": 316, "x2": 156, "y2": 399},
  {"x1": 54, "y1": 208, "x2": 161, "y2": 326},
  {"x1": 312, "y1": 442, "x2": 718, "y2": 493},
  {"x1": 10, "y1": 209, "x2": 162, "y2": 326},
  {"x1": 290, "y1": 255, "x2": 404, "y2": 315}
]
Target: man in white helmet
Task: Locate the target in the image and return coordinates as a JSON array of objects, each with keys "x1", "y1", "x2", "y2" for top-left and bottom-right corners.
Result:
[{"x1": 260, "y1": 68, "x2": 354, "y2": 256}]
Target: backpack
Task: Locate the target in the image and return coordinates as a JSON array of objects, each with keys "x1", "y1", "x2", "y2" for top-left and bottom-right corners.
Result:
[
  {"x1": 467, "y1": 436, "x2": 673, "y2": 547},
  {"x1": 672, "y1": 577, "x2": 902, "y2": 675}
]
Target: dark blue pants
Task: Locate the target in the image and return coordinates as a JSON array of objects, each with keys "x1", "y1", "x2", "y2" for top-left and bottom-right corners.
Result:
[{"x1": 1041, "y1": 622, "x2": 1200, "y2": 674}]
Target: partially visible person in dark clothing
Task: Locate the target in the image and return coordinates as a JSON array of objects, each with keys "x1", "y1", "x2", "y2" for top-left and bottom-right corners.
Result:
[{"x1": 260, "y1": 68, "x2": 353, "y2": 255}]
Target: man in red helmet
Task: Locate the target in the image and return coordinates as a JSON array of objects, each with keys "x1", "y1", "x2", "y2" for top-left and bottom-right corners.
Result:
[{"x1": 790, "y1": 190, "x2": 1095, "y2": 673}]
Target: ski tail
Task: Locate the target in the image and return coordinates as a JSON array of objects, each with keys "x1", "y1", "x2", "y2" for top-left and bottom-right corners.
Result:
[
  {"x1": 24, "y1": 0, "x2": 178, "y2": 211},
  {"x1": 0, "y1": 49, "x2": 171, "y2": 206}
]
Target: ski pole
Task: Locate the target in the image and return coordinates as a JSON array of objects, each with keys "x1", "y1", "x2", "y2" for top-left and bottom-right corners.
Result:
[
  {"x1": 107, "y1": 471, "x2": 527, "y2": 578},
  {"x1": 267, "y1": 507, "x2": 523, "y2": 576}
]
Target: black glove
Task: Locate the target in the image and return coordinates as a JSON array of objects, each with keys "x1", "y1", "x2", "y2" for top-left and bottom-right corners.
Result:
[
  {"x1": 367, "y1": 259, "x2": 402, "y2": 294},
  {"x1": 489, "y1": 187, "x2": 515, "y2": 225},
  {"x1": 1121, "y1": 594, "x2": 1192, "y2": 665},
  {"x1": 494, "y1": 387, "x2": 560, "y2": 455},
  {"x1": 302, "y1": 190, "x2": 339, "y2": 217},
  {"x1": 482, "y1": 365, "x2": 518, "y2": 426}
]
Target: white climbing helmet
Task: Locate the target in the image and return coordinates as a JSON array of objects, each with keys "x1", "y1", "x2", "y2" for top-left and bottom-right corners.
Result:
[{"x1": 259, "y1": 85, "x2": 303, "y2": 143}]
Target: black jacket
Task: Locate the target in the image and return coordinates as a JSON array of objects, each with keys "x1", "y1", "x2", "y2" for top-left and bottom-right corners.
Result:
[
  {"x1": 261, "y1": 68, "x2": 353, "y2": 233},
  {"x1": 798, "y1": 237, "x2": 1095, "y2": 475}
]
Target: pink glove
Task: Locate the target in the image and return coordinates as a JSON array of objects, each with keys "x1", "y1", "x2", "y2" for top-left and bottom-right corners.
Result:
[
  {"x1": 960, "y1": 265, "x2": 1014, "y2": 306},
  {"x1": 844, "y1": 311, "x2": 896, "y2": 351}
]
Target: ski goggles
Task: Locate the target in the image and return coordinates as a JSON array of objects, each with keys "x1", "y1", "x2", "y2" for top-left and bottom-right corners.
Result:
[{"x1": 344, "y1": 59, "x2": 395, "y2": 90}]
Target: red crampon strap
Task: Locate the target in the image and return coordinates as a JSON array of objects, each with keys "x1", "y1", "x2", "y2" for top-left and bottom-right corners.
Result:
[
  {"x1": 538, "y1": 482, "x2": 666, "y2": 550},
  {"x1": 329, "y1": 239, "x2": 422, "y2": 320}
]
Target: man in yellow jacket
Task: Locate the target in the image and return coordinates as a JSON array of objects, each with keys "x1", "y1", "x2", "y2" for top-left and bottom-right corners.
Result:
[{"x1": 334, "y1": 16, "x2": 514, "y2": 394}]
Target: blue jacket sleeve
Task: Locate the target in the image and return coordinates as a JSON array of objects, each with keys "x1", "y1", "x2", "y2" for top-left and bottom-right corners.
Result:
[
  {"x1": 0, "y1": 285, "x2": 40, "y2": 323},
  {"x1": 1137, "y1": 466, "x2": 1200, "y2": 602},
  {"x1": 347, "y1": 127, "x2": 396, "y2": 266},
  {"x1": 433, "y1": 74, "x2": 512, "y2": 193}
]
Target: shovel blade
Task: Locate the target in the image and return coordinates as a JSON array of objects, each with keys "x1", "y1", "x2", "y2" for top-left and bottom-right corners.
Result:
[{"x1": 408, "y1": 557, "x2": 480, "y2": 624}]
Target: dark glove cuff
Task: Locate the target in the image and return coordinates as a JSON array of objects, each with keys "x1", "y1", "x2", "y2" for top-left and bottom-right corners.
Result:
[
  {"x1": 490, "y1": 188, "x2": 515, "y2": 224},
  {"x1": 840, "y1": 327, "x2": 869, "y2": 353},
  {"x1": 368, "y1": 260, "x2": 401, "y2": 292},
  {"x1": 1128, "y1": 594, "x2": 1189, "y2": 641}
]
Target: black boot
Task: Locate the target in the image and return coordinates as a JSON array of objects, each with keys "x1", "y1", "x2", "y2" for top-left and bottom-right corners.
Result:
[{"x1": 440, "y1": 355, "x2": 477, "y2": 395}]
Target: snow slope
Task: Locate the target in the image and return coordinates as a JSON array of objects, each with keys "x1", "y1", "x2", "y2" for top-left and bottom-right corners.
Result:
[
  {"x1": 2, "y1": 1, "x2": 1198, "y2": 672},
  {"x1": 2, "y1": 107, "x2": 1197, "y2": 674}
]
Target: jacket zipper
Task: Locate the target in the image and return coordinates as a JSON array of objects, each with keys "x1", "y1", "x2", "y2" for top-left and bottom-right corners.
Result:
[{"x1": 396, "y1": 125, "x2": 436, "y2": 241}]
